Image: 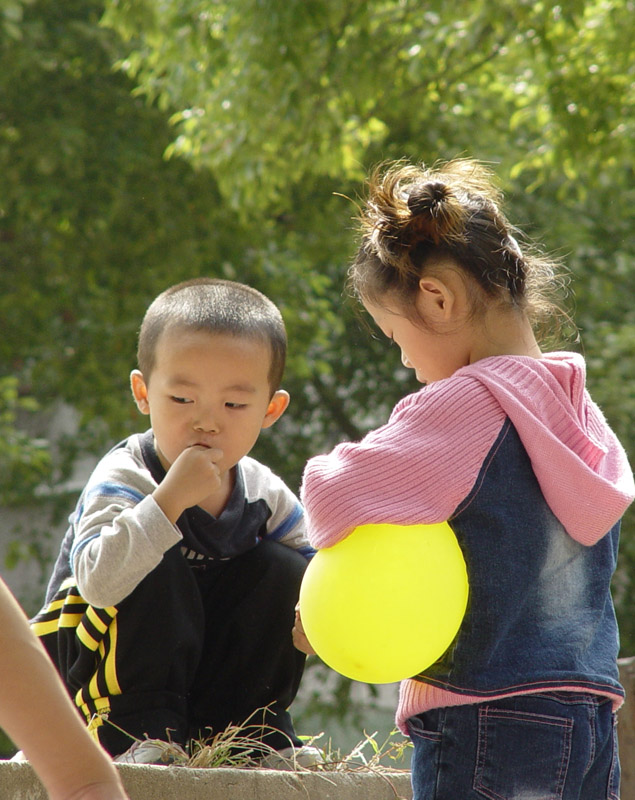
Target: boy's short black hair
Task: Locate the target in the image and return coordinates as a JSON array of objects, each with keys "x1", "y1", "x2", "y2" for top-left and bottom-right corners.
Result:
[{"x1": 137, "y1": 278, "x2": 287, "y2": 392}]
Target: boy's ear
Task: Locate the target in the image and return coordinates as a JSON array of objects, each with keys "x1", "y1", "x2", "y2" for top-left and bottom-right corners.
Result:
[
  {"x1": 261, "y1": 390, "x2": 290, "y2": 429},
  {"x1": 130, "y1": 370, "x2": 151, "y2": 415}
]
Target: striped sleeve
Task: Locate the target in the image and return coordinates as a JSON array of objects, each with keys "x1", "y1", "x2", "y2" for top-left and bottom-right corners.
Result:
[
  {"x1": 71, "y1": 447, "x2": 182, "y2": 608},
  {"x1": 300, "y1": 376, "x2": 506, "y2": 550}
]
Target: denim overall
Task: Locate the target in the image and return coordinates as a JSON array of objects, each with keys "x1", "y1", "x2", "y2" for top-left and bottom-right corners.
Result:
[{"x1": 408, "y1": 419, "x2": 622, "y2": 799}]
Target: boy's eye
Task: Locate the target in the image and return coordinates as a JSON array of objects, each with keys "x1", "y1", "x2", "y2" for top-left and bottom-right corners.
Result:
[
  {"x1": 171, "y1": 396, "x2": 192, "y2": 404},
  {"x1": 225, "y1": 402, "x2": 247, "y2": 409}
]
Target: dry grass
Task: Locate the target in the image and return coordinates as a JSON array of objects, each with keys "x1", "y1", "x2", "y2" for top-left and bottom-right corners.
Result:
[
  {"x1": 308, "y1": 729, "x2": 411, "y2": 773},
  {"x1": 101, "y1": 705, "x2": 412, "y2": 774}
]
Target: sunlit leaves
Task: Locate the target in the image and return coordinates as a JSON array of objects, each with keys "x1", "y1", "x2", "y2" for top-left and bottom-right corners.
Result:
[
  {"x1": 2, "y1": 0, "x2": 633, "y2": 650},
  {"x1": 101, "y1": 0, "x2": 633, "y2": 220}
]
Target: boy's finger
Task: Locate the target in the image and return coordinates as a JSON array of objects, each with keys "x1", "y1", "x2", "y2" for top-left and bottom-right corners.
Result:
[{"x1": 188, "y1": 444, "x2": 224, "y2": 462}]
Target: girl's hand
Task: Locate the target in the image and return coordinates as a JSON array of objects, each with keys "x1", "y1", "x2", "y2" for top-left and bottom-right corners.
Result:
[{"x1": 292, "y1": 604, "x2": 316, "y2": 655}]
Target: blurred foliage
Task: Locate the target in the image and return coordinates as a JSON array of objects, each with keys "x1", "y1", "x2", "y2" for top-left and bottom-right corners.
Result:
[
  {"x1": 0, "y1": 0, "x2": 633, "y2": 672},
  {"x1": 0, "y1": 377, "x2": 51, "y2": 505}
]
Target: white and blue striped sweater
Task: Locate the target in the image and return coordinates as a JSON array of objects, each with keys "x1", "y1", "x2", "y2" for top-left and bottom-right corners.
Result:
[{"x1": 44, "y1": 430, "x2": 314, "y2": 609}]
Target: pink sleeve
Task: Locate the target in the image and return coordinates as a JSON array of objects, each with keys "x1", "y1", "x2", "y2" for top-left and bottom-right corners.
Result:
[{"x1": 300, "y1": 377, "x2": 506, "y2": 549}]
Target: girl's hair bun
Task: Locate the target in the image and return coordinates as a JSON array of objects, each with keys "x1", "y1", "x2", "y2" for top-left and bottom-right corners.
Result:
[
  {"x1": 405, "y1": 180, "x2": 466, "y2": 244},
  {"x1": 351, "y1": 157, "x2": 568, "y2": 344},
  {"x1": 406, "y1": 180, "x2": 449, "y2": 215}
]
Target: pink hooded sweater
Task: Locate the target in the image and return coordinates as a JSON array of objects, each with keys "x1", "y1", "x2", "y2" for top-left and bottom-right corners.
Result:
[{"x1": 300, "y1": 352, "x2": 634, "y2": 731}]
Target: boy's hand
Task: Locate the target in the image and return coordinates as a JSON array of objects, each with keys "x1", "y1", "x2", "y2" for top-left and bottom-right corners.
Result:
[
  {"x1": 292, "y1": 604, "x2": 316, "y2": 655},
  {"x1": 153, "y1": 445, "x2": 224, "y2": 523}
]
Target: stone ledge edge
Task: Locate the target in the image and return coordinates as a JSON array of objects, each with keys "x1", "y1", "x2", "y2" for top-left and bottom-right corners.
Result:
[{"x1": 0, "y1": 761, "x2": 413, "y2": 800}]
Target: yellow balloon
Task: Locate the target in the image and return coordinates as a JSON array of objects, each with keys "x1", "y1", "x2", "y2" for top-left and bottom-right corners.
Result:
[{"x1": 299, "y1": 522, "x2": 469, "y2": 684}]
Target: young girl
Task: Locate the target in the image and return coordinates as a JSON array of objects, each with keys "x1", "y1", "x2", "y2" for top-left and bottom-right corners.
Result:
[{"x1": 297, "y1": 158, "x2": 634, "y2": 799}]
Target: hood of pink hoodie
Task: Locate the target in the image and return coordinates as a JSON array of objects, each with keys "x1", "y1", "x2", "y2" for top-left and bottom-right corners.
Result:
[{"x1": 460, "y1": 353, "x2": 634, "y2": 546}]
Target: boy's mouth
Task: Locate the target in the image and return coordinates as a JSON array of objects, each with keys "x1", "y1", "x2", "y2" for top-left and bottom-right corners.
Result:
[{"x1": 191, "y1": 437, "x2": 221, "y2": 451}]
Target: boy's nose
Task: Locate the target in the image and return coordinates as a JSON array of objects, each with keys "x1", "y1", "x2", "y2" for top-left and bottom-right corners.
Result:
[
  {"x1": 194, "y1": 423, "x2": 219, "y2": 433},
  {"x1": 193, "y1": 413, "x2": 220, "y2": 433}
]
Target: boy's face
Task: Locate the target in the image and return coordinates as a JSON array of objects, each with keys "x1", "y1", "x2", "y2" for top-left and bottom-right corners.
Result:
[{"x1": 130, "y1": 327, "x2": 288, "y2": 477}]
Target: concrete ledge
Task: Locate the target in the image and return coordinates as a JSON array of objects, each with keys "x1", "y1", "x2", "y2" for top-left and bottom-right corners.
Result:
[
  {"x1": 0, "y1": 763, "x2": 413, "y2": 800},
  {"x1": 3, "y1": 659, "x2": 634, "y2": 799}
]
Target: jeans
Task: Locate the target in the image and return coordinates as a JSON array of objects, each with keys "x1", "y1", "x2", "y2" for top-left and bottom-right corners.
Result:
[{"x1": 407, "y1": 692, "x2": 620, "y2": 800}]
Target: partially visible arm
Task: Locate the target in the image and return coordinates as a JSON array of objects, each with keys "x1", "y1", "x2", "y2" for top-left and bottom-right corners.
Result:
[{"x1": 0, "y1": 578, "x2": 129, "y2": 800}]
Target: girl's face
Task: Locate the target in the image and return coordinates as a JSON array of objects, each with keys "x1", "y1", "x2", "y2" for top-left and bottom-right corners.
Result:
[
  {"x1": 363, "y1": 266, "x2": 542, "y2": 382},
  {"x1": 363, "y1": 298, "x2": 471, "y2": 385}
]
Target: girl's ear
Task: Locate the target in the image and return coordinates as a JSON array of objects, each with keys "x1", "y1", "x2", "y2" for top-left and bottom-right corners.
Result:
[
  {"x1": 261, "y1": 390, "x2": 290, "y2": 429},
  {"x1": 417, "y1": 276, "x2": 457, "y2": 322},
  {"x1": 130, "y1": 370, "x2": 150, "y2": 415}
]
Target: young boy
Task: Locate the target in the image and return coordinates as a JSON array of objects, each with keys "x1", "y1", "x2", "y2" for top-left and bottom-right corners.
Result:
[{"x1": 31, "y1": 278, "x2": 315, "y2": 763}]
